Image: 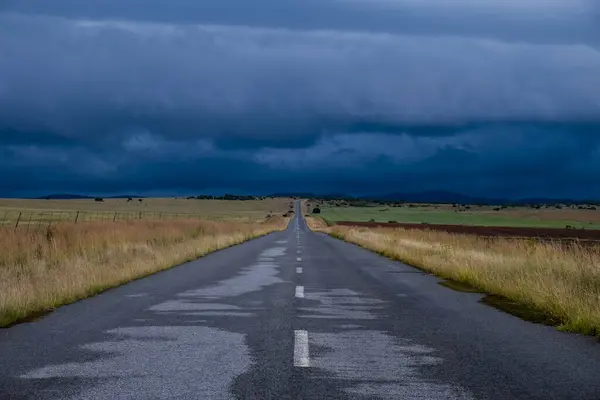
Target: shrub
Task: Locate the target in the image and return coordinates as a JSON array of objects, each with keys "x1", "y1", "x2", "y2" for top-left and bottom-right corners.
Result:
[{"x1": 312, "y1": 207, "x2": 321, "y2": 214}]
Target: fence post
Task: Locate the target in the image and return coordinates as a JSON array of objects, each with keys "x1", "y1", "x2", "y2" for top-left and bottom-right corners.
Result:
[
  {"x1": 14, "y1": 212, "x2": 22, "y2": 230},
  {"x1": 113, "y1": 212, "x2": 118, "y2": 222},
  {"x1": 74, "y1": 211, "x2": 80, "y2": 224},
  {"x1": 139, "y1": 212, "x2": 142, "y2": 220}
]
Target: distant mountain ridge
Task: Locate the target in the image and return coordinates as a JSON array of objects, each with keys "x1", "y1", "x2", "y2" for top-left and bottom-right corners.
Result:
[
  {"x1": 37, "y1": 194, "x2": 145, "y2": 200},
  {"x1": 36, "y1": 194, "x2": 93, "y2": 200},
  {"x1": 374, "y1": 190, "x2": 497, "y2": 204},
  {"x1": 375, "y1": 191, "x2": 600, "y2": 205},
  {"x1": 33, "y1": 191, "x2": 599, "y2": 205},
  {"x1": 275, "y1": 191, "x2": 600, "y2": 205}
]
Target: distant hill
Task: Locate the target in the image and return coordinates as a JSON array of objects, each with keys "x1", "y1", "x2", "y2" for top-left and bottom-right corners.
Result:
[
  {"x1": 37, "y1": 194, "x2": 94, "y2": 200},
  {"x1": 374, "y1": 190, "x2": 497, "y2": 204},
  {"x1": 307, "y1": 191, "x2": 600, "y2": 205},
  {"x1": 37, "y1": 194, "x2": 146, "y2": 200},
  {"x1": 375, "y1": 191, "x2": 600, "y2": 205},
  {"x1": 107, "y1": 195, "x2": 146, "y2": 199},
  {"x1": 33, "y1": 191, "x2": 599, "y2": 205},
  {"x1": 268, "y1": 192, "x2": 320, "y2": 198}
]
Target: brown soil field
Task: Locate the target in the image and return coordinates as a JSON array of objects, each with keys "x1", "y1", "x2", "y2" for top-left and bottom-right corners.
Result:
[{"x1": 334, "y1": 221, "x2": 600, "y2": 242}]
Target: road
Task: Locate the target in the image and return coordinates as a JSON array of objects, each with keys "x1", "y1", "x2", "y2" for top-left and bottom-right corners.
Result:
[{"x1": 1, "y1": 201, "x2": 599, "y2": 399}]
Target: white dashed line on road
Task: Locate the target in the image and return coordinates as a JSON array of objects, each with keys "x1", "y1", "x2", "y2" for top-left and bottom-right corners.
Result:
[
  {"x1": 295, "y1": 286, "x2": 304, "y2": 298},
  {"x1": 294, "y1": 330, "x2": 310, "y2": 367},
  {"x1": 297, "y1": 257, "x2": 302, "y2": 262},
  {"x1": 296, "y1": 267, "x2": 303, "y2": 274}
]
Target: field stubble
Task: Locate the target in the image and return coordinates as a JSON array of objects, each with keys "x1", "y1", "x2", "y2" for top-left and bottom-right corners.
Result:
[
  {"x1": 0, "y1": 217, "x2": 288, "y2": 327},
  {"x1": 306, "y1": 217, "x2": 600, "y2": 337}
]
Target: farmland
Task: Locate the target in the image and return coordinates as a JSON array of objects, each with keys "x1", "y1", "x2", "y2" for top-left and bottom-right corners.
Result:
[
  {"x1": 317, "y1": 203, "x2": 600, "y2": 230},
  {"x1": 0, "y1": 197, "x2": 292, "y2": 226}
]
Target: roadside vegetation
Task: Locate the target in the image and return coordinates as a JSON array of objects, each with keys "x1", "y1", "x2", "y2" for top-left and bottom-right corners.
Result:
[
  {"x1": 0, "y1": 217, "x2": 288, "y2": 327},
  {"x1": 307, "y1": 217, "x2": 600, "y2": 337}
]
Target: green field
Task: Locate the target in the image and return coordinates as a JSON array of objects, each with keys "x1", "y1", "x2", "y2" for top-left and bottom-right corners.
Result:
[{"x1": 319, "y1": 205, "x2": 600, "y2": 229}]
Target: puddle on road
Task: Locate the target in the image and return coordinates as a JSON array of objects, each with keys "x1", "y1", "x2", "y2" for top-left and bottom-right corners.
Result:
[
  {"x1": 303, "y1": 287, "x2": 473, "y2": 399},
  {"x1": 300, "y1": 288, "x2": 384, "y2": 320},
  {"x1": 19, "y1": 245, "x2": 289, "y2": 400},
  {"x1": 20, "y1": 326, "x2": 250, "y2": 400},
  {"x1": 178, "y1": 247, "x2": 286, "y2": 299},
  {"x1": 311, "y1": 330, "x2": 472, "y2": 400}
]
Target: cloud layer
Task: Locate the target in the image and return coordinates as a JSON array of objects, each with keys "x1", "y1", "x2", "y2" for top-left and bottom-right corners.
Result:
[{"x1": 1, "y1": 1, "x2": 600, "y2": 198}]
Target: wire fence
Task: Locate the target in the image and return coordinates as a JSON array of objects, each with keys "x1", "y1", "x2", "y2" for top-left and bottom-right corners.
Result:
[{"x1": 0, "y1": 210, "x2": 213, "y2": 231}]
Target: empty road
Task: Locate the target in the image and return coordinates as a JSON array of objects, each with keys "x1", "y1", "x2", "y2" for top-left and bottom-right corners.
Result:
[{"x1": 1, "y1": 202, "x2": 599, "y2": 399}]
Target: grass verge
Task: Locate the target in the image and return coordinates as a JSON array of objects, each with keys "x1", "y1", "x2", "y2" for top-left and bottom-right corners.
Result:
[
  {"x1": 0, "y1": 217, "x2": 288, "y2": 327},
  {"x1": 305, "y1": 217, "x2": 600, "y2": 337}
]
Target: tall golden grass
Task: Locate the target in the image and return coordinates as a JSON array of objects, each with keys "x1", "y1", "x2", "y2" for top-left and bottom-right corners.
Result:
[
  {"x1": 0, "y1": 217, "x2": 287, "y2": 327},
  {"x1": 306, "y1": 218, "x2": 600, "y2": 336}
]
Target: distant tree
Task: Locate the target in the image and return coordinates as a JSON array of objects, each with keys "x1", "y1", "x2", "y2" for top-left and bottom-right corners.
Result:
[
  {"x1": 312, "y1": 207, "x2": 321, "y2": 214},
  {"x1": 127, "y1": 197, "x2": 133, "y2": 202},
  {"x1": 138, "y1": 199, "x2": 143, "y2": 203},
  {"x1": 94, "y1": 198, "x2": 104, "y2": 202}
]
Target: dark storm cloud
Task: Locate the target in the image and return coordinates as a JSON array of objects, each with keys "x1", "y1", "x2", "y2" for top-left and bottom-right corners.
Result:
[
  {"x1": 1, "y1": 1, "x2": 600, "y2": 197},
  {"x1": 2, "y1": 14, "x2": 599, "y2": 145},
  {"x1": 3, "y1": 0, "x2": 599, "y2": 45}
]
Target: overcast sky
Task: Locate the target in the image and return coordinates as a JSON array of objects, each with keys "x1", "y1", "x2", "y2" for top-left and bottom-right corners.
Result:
[{"x1": 1, "y1": 0, "x2": 600, "y2": 198}]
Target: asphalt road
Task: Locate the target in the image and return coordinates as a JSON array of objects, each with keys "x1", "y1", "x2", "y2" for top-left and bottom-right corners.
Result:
[{"x1": 1, "y1": 202, "x2": 600, "y2": 399}]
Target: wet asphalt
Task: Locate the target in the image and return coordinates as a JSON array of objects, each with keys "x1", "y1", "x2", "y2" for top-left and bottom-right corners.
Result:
[{"x1": 1, "y1": 202, "x2": 599, "y2": 399}]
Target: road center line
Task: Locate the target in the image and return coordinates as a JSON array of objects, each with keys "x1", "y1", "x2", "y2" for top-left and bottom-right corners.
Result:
[
  {"x1": 297, "y1": 257, "x2": 302, "y2": 262},
  {"x1": 296, "y1": 267, "x2": 303, "y2": 274},
  {"x1": 295, "y1": 285, "x2": 304, "y2": 298},
  {"x1": 294, "y1": 330, "x2": 310, "y2": 367}
]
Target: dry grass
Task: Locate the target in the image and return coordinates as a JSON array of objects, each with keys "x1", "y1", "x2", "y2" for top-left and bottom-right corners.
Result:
[
  {"x1": 306, "y1": 218, "x2": 600, "y2": 336},
  {"x1": 0, "y1": 197, "x2": 293, "y2": 224},
  {"x1": 0, "y1": 217, "x2": 288, "y2": 327}
]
